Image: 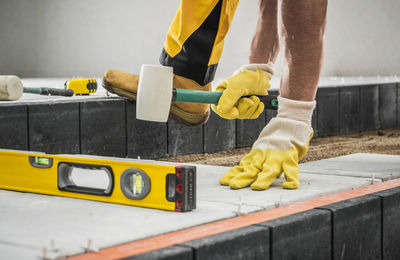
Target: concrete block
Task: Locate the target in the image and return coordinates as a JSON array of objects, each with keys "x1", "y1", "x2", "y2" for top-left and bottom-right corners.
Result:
[
  {"x1": 379, "y1": 83, "x2": 398, "y2": 129},
  {"x1": 265, "y1": 109, "x2": 277, "y2": 125},
  {"x1": 316, "y1": 87, "x2": 339, "y2": 136},
  {"x1": 300, "y1": 153, "x2": 400, "y2": 181},
  {"x1": 181, "y1": 225, "x2": 269, "y2": 260},
  {"x1": 236, "y1": 114, "x2": 265, "y2": 148},
  {"x1": 398, "y1": 82, "x2": 400, "y2": 128},
  {"x1": 312, "y1": 109, "x2": 318, "y2": 137},
  {"x1": 28, "y1": 102, "x2": 79, "y2": 154},
  {"x1": 167, "y1": 119, "x2": 203, "y2": 157},
  {"x1": 268, "y1": 89, "x2": 279, "y2": 97},
  {"x1": 0, "y1": 104, "x2": 28, "y2": 150},
  {"x1": 256, "y1": 209, "x2": 331, "y2": 260},
  {"x1": 371, "y1": 186, "x2": 400, "y2": 260},
  {"x1": 317, "y1": 195, "x2": 381, "y2": 260},
  {"x1": 122, "y1": 246, "x2": 192, "y2": 260},
  {"x1": 204, "y1": 110, "x2": 235, "y2": 153},
  {"x1": 265, "y1": 89, "x2": 278, "y2": 125},
  {"x1": 80, "y1": 98, "x2": 126, "y2": 157},
  {"x1": 197, "y1": 165, "x2": 372, "y2": 210},
  {"x1": 126, "y1": 100, "x2": 167, "y2": 159},
  {"x1": 360, "y1": 85, "x2": 379, "y2": 131},
  {"x1": 339, "y1": 86, "x2": 360, "y2": 134}
]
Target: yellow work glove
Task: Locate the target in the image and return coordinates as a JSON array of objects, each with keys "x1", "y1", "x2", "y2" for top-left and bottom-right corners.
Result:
[
  {"x1": 212, "y1": 63, "x2": 274, "y2": 119},
  {"x1": 220, "y1": 96, "x2": 316, "y2": 190}
]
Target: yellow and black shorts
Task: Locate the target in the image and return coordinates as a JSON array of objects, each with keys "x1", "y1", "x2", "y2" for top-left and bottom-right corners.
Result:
[{"x1": 160, "y1": 0, "x2": 239, "y2": 86}]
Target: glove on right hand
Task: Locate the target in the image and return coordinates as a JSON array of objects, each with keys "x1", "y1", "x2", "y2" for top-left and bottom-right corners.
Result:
[{"x1": 212, "y1": 63, "x2": 274, "y2": 120}]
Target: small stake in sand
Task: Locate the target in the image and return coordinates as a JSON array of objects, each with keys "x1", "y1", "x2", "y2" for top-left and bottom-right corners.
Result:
[
  {"x1": 41, "y1": 247, "x2": 57, "y2": 260},
  {"x1": 274, "y1": 195, "x2": 283, "y2": 208},
  {"x1": 234, "y1": 195, "x2": 244, "y2": 216},
  {"x1": 82, "y1": 239, "x2": 99, "y2": 253},
  {"x1": 40, "y1": 239, "x2": 59, "y2": 260},
  {"x1": 49, "y1": 239, "x2": 58, "y2": 252},
  {"x1": 370, "y1": 173, "x2": 380, "y2": 184}
]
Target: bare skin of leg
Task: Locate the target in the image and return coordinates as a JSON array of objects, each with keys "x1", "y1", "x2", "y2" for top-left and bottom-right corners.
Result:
[
  {"x1": 249, "y1": 0, "x2": 280, "y2": 64},
  {"x1": 250, "y1": 0, "x2": 327, "y2": 102},
  {"x1": 279, "y1": 0, "x2": 328, "y2": 101}
]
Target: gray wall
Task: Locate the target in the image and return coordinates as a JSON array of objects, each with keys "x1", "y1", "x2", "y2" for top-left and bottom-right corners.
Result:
[{"x1": 0, "y1": 0, "x2": 399, "y2": 79}]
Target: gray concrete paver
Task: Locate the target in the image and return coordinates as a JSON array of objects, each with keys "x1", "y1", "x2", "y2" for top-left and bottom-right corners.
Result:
[{"x1": 300, "y1": 153, "x2": 400, "y2": 180}]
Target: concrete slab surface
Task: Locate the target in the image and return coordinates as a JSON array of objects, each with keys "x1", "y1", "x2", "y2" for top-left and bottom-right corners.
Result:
[
  {"x1": 0, "y1": 244, "x2": 43, "y2": 260},
  {"x1": 0, "y1": 153, "x2": 398, "y2": 259},
  {"x1": 0, "y1": 189, "x2": 258, "y2": 259},
  {"x1": 301, "y1": 153, "x2": 400, "y2": 181},
  {"x1": 197, "y1": 165, "x2": 374, "y2": 209}
]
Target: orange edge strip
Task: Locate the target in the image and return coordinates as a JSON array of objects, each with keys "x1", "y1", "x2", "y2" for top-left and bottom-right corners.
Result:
[{"x1": 67, "y1": 178, "x2": 400, "y2": 260}]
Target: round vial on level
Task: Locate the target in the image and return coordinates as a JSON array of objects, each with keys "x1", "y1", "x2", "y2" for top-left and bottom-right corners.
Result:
[{"x1": 120, "y1": 169, "x2": 151, "y2": 200}]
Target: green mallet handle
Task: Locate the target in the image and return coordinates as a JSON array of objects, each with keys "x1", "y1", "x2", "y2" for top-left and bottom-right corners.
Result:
[
  {"x1": 173, "y1": 88, "x2": 278, "y2": 110},
  {"x1": 23, "y1": 87, "x2": 74, "y2": 97}
]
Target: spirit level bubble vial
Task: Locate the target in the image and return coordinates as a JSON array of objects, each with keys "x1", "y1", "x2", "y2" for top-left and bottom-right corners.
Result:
[{"x1": 0, "y1": 149, "x2": 196, "y2": 212}]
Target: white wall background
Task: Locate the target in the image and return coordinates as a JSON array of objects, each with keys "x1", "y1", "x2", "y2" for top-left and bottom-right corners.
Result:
[{"x1": 0, "y1": 0, "x2": 399, "y2": 79}]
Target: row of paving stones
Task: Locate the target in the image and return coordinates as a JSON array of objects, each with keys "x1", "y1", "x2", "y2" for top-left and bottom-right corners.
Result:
[
  {"x1": 0, "y1": 83, "x2": 398, "y2": 159},
  {"x1": 0, "y1": 153, "x2": 397, "y2": 259},
  {"x1": 126, "y1": 187, "x2": 400, "y2": 260},
  {"x1": 0, "y1": 154, "x2": 384, "y2": 260},
  {"x1": 125, "y1": 153, "x2": 400, "y2": 260}
]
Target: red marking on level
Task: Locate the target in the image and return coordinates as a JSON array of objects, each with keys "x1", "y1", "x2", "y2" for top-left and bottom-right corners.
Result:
[{"x1": 67, "y1": 178, "x2": 400, "y2": 260}]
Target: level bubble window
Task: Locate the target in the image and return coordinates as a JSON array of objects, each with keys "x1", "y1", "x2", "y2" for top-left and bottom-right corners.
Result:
[
  {"x1": 120, "y1": 169, "x2": 151, "y2": 200},
  {"x1": 29, "y1": 156, "x2": 53, "y2": 168}
]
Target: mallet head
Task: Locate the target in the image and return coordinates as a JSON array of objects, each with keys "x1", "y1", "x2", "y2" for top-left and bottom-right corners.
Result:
[
  {"x1": 136, "y1": 65, "x2": 173, "y2": 122},
  {"x1": 0, "y1": 75, "x2": 23, "y2": 101}
]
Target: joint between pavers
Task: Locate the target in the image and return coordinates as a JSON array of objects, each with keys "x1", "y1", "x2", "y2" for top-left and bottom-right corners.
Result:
[
  {"x1": 26, "y1": 105, "x2": 30, "y2": 151},
  {"x1": 78, "y1": 102, "x2": 82, "y2": 154}
]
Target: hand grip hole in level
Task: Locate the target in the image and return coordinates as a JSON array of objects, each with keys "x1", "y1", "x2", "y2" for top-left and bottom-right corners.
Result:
[{"x1": 58, "y1": 163, "x2": 114, "y2": 196}]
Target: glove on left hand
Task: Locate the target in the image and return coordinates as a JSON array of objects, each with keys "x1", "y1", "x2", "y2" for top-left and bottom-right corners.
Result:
[{"x1": 219, "y1": 96, "x2": 316, "y2": 190}]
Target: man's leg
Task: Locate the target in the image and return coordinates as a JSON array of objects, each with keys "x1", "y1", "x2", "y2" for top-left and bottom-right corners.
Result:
[
  {"x1": 103, "y1": 0, "x2": 239, "y2": 126},
  {"x1": 279, "y1": 0, "x2": 328, "y2": 101},
  {"x1": 161, "y1": 0, "x2": 238, "y2": 86},
  {"x1": 217, "y1": 0, "x2": 328, "y2": 190},
  {"x1": 160, "y1": 0, "x2": 239, "y2": 125},
  {"x1": 249, "y1": 0, "x2": 280, "y2": 64}
]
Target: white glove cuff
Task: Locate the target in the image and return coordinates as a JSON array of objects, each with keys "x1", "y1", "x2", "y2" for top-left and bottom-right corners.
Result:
[
  {"x1": 277, "y1": 96, "x2": 316, "y2": 125},
  {"x1": 233, "y1": 62, "x2": 275, "y2": 76}
]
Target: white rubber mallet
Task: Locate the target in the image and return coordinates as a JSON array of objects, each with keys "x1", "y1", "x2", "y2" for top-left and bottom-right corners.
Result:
[
  {"x1": 136, "y1": 65, "x2": 278, "y2": 123},
  {"x1": 0, "y1": 75, "x2": 74, "y2": 101}
]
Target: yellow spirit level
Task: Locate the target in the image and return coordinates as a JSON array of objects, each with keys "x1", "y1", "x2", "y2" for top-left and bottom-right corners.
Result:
[
  {"x1": 0, "y1": 149, "x2": 196, "y2": 212},
  {"x1": 64, "y1": 78, "x2": 97, "y2": 95}
]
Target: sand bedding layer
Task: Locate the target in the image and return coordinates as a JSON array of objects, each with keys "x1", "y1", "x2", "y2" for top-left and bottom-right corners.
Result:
[{"x1": 161, "y1": 128, "x2": 400, "y2": 166}]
